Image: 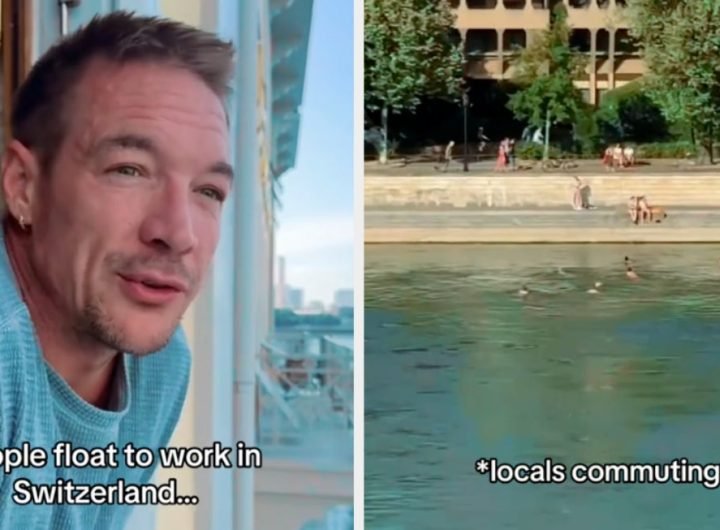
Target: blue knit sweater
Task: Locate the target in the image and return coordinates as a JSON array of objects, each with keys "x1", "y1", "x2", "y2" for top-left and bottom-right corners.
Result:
[{"x1": 0, "y1": 228, "x2": 191, "y2": 529}]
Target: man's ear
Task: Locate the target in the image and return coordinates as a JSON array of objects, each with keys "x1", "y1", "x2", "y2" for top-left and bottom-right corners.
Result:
[{"x1": 1, "y1": 140, "x2": 41, "y2": 227}]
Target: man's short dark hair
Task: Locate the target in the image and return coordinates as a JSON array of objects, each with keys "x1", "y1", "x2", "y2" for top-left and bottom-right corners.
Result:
[{"x1": 11, "y1": 10, "x2": 236, "y2": 174}]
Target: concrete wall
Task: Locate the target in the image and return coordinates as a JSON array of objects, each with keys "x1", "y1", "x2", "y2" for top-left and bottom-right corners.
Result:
[
  {"x1": 365, "y1": 226, "x2": 720, "y2": 244},
  {"x1": 159, "y1": 0, "x2": 200, "y2": 24},
  {"x1": 365, "y1": 175, "x2": 720, "y2": 209}
]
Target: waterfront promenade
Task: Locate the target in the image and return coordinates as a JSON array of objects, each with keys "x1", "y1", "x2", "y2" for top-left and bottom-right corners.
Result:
[{"x1": 365, "y1": 162, "x2": 720, "y2": 243}]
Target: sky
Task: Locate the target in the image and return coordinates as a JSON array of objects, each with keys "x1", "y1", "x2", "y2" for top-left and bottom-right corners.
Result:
[{"x1": 275, "y1": 0, "x2": 355, "y2": 307}]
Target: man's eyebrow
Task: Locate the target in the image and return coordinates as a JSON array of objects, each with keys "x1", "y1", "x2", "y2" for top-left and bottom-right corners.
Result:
[
  {"x1": 91, "y1": 133, "x2": 234, "y2": 180},
  {"x1": 209, "y1": 161, "x2": 234, "y2": 181},
  {"x1": 91, "y1": 134, "x2": 158, "y2": 156}
]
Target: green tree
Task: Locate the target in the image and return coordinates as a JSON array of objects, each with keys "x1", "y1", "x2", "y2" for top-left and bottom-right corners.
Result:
[
  {"x1": 506, "y1": 5, "x2": 586, "y2": 160},
  {"x1": 594, "y1": 80, "x2": 668, "y2": 144},
  {"x1": 627, "y1": 0, "x2": 720, "y2": 163},
  {"x1": 364, "y1": 0, "x2": 463, "y2": 163}
]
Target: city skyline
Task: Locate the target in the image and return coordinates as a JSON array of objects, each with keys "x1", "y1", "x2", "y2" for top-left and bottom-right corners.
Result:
[
  {"x1": 274, "y1": 257, "x2": 354, "y2": 309},
  {"x1": 273, "y1": 290, "x2": 354, "y2": 310},
  {"x1": 274, "y1": 0, "x2": 353, "y2": 307}
]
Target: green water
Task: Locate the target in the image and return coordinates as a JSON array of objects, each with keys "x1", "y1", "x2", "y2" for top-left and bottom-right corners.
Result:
[{"x1": 365, "y1": 244, "x2": 720, "y2": 530}]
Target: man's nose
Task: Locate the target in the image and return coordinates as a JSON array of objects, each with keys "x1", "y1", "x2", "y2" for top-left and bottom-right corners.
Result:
[{"x1": 139, "y1": 185, "x2": 198, "y2": 254}]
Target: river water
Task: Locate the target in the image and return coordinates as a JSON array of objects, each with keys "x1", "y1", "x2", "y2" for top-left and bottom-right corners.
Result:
[{"x1": 366, "y1": 243, "x2": 720, "y2": 530}]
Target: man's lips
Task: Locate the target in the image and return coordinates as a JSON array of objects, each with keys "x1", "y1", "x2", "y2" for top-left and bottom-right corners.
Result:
[
  {"x1": 117, "y1": 272, "x2": 189, "y2": 305},
  {"x1": 118, "y1": 272, "x2": 189, "y2": 293}
]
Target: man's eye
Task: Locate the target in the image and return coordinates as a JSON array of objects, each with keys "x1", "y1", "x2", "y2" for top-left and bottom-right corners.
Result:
[
  {"x1": 111, "y1": 165, "x2": 142, "y2": 177},
  {"x1": 199, "y1": 188, "x2": 226, "y2": 202}
]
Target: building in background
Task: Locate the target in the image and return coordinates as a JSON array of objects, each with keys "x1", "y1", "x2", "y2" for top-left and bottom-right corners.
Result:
[
  {"x1": 286, "y1": 287, "x2": 305, "y2": 310},
  {"x1": 275, "y1": 256, "x2": 288, "y2": 309},
  {"x1": 333, "y1": 289, "x2": 354, "y2": 309},
  {"x1": 273, "y1": 255, "x2": 306, "y2": 311},
  {"x1": 454, "y1": 0, "x2": 645, "y2": 105},
  {"x1": 2, "y1": 1, "x2": 351, "y2": 530}
]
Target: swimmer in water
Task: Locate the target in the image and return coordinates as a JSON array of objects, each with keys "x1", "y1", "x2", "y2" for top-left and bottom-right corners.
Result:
[
  {"x1": 587, "y1": 281, "x2": 603, "y2": 294},
  {"x1": 626, "y1": 266, "x2": 639, "y2": 280},
  {"x1": 518, "y1": 285, "x2": 530, "y2": 296}
]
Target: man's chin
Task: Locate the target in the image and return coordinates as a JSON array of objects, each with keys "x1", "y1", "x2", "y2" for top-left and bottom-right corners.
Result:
[
  {"x1": 82, "y1": 297, "x2": 184, "y2": 355},
  {"x1": 103, "y1": 316, "x2": 179, "y2": 356},
  {"x1": 121, "y1": 334, "x2": 174, "y2": 356}
]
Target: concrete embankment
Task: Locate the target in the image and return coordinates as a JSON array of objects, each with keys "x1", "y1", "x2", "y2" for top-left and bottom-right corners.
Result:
[{"x1": 364, "y1": 173, "x2": 720, "y2": 243}]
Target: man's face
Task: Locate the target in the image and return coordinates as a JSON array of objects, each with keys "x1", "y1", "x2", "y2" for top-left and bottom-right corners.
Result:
[{"x1": 30, "y1": 60, "x2": 231, "y2": 355}]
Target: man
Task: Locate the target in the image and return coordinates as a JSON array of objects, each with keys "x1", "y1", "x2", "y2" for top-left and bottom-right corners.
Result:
[
  {"x1": 438, "y1": 140, "x2": 455, "y2": 172},
  {"x1": 476, "y1": 126, "x2": 489, "y2": 154},
  {"x1": 0, "y1": 11, "x2": 234, "y2": 529}
]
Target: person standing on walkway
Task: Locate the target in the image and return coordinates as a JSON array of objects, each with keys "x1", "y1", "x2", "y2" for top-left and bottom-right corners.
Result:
[
  {"x1": 507, "y1": 138, "x2": 516, "y2": 171},
  {"x1": 495, "y1": 138, "x2": 508, "y2": 171},
  {"x1": 436, "y1": 140, "x2": 455, "y2": 172}
]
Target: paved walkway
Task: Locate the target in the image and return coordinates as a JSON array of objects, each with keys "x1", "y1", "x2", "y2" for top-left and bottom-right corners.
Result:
[
  {"x1": 365, "y1": 207, "x2": 720, "y2": 243},
  {"x1": 366, "y1": 207, "x2": 720, "y2": 229},
  {"x1": 365, "y1": 159, "x2": 720, "y2": 177}
]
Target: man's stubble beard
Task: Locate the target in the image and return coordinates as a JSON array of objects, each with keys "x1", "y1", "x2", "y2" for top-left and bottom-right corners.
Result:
[{"x1": 79, "y1": 297, "x2": 179, "y2": 356}]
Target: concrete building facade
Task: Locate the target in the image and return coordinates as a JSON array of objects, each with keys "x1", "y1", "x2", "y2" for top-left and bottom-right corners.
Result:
[{"x1": 452, "y1": 0, "x2": 646, "y2": 105}]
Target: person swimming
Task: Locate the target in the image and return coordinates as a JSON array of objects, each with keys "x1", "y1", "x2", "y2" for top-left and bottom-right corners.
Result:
[
  {"x1": 626, "y1": 266, "x2": 639, "y2": 280},
  {"x1": 587, "y1": 281, "x2": 603, "y2": 294}
]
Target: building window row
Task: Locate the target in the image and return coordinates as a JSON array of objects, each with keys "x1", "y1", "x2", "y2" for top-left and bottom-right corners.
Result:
[
  {"x1": 462, "y1": 28, "x2": 640, "y2": 57},
  {"x1": 452, "y1": 0, "x2": 626, "y2": 9}
]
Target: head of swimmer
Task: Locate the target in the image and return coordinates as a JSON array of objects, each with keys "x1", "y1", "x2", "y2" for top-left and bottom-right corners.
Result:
[{"x1": 1, "y1": 12, "x2": 236, "y2": 356}]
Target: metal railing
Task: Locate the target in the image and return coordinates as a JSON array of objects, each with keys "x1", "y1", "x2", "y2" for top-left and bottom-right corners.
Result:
[{"x1": 257, "y1": 333, "x2": 353, "y2": 464}]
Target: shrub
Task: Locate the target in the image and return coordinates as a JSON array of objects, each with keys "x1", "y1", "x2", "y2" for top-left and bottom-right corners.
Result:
[
  {"x1": 515, "y1": 142, "x2": 563, "y2": 160},
  {"x1": 635, "y1": 142, "x2": 697, "y2": 159}
]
